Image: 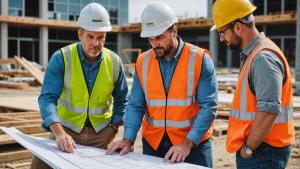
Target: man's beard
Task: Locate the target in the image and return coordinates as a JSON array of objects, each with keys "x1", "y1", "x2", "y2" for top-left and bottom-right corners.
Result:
[
  {"x1": 88, "y1": 46, "x2": 101, "y2": 57},
  {"x1": 153, "y1": 39, "x2": 174, "y2": 58},
  {"x1": 224, "y1": 30, "x2": 242, "y2": 51}
]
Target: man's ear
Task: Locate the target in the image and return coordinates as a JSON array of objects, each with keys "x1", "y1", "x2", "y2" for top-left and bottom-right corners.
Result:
[
  {"x1": 78, "y1": 30, "x2": 82, "y2": 41},
  {"x1": 173, "y1": 26, "x2": 178, "y2": 37},
  {"x1": 235, "y1": 22, "x2": 242, "y2": 33}
]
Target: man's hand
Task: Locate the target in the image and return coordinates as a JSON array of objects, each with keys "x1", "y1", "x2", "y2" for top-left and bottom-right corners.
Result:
[
  {"x1": 49, "y1": 123, "x2": 77, "y2": 154},
  {"x1": 163, "y1": 138, "x2": 195, "y2": 164},
  {"x1": 240, "y1": 147, "x2": 253, "y2": 159},
  {"x1": 105, "y1": 139, "x2": 132, "y2": 156}
]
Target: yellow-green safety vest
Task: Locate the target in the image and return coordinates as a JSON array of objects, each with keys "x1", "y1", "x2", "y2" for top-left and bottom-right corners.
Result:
[{"x1": 57, "y1": 43, "x2": 120, "y2": 133}]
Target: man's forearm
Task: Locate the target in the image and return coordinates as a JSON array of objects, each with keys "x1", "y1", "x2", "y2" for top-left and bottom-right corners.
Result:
[
  {"x1": 49, "y1": 122, "x2": 66, "y2": 137},
  {"x1": 245, "y1": 111, "x2": 277, "y2": 150}
]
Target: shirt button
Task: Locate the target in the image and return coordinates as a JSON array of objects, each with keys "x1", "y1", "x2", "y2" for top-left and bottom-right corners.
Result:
[
  {"x1": 166, "y1": 83, "x2": 168, "y2": 85},
  {"x1": 90, "y1": 69, "x2": 92, "y2": 70},
  {"x1": 89, "y1": 80, "x2": 91, "y2": 82},
  {"x1": 167, "y1": 71, "x2": 169, "y2": 73},
  {"x1": 168, "y1": 66, "x2": 170, "y2": 67}
]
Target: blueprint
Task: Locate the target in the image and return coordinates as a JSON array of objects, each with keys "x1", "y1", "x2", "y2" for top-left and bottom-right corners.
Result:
[{"x1": 0, "y1": 127, "x2": 209, "y2": 169}]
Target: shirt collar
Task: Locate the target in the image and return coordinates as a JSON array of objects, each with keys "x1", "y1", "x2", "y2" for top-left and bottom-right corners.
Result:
[
  {"x1": 77, "y1": 42, "x2": 103, "y2": 64},
  {"x1": 154, "y1": 35, "x2": 185, "y2": 62},
  {"x1": 241, "y1": 32, "x2": 266, "y2": 57}
]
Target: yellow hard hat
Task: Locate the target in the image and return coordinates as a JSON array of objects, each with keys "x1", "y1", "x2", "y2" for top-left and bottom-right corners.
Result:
[{"x1": 210, "y1": 0, "x2": 257, "y2": 31}]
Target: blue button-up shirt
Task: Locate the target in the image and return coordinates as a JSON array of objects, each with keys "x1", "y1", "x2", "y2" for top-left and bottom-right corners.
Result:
[
  {"x1": 123, "y1": 36, "x2": 218, "y2": 146},
  {"x1": 39, "y1": 42, "x2": 129, "y2": 132}
]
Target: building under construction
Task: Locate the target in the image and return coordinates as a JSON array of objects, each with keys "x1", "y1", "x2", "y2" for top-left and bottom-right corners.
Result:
[{"x1": 0, "y1": 0, "x2": 299, "y2": 91}]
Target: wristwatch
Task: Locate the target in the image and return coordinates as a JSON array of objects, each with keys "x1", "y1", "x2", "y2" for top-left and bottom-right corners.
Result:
[
  {"x1": 242, "y1": 142, "x2": 255, "y2": 155},
  {"x1": 110, "y1": 125, "x2": 118, "y2": 134}
]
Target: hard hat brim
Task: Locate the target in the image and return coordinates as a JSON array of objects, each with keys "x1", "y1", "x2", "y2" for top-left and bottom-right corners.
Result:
[
  {"x1": 140, "y1": 27, "x2": 169, "y2": 38},
  {"x1": 80, "y1": 25, "x2": 112, "y2": 32},
  {"x1": 210, "y1": 25, "x2": 217, "y2": 31}
]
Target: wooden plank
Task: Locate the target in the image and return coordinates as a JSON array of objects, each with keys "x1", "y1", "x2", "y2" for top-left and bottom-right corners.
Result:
[
  {"x1": 5, "y1": 164, "x2": 17, "y2": 169},
  {"x1": 0, "y1": 119, "x2": 43, "y2": 127},
  {"x1": 0, "y1": 112, "x2": 40, "y2": 116},
  {"x1": 0, "y1": 124, "x2": 44, "y2": 135},
  {"x1": 21, "y1": 57, "x2": 45, "y2": 78},
  {"x1": 0, "y1": 133, "x2": 49, "y2": 145},
  {"x1": 14, "y1": 56, "x2": 43, "y2": 85},
  {"x1": 0, "y1": 96, "x2": 39, "y2": 111},
  {"x1": 217, "y1": 111, "x2": 230, "y2": 117},
  {"x1": 16, "y1": 115, "x2": 41, "y2": 120},
  {"x1": 0, "y1": 58, "x2": 17, "y2": 65},
  {"x1": 214, "y1": 124, "x2": 228, "y2": 131},
  {"x1": 0, "y1": 15, "x2": 120, "y2": 32},
  {"x1": 5, "y1": 162, "x2": 31, "y2": 168},
  {"x1": 0, "y1": 82, "x2": 29, "y2": 90},
  {"x1": 0, "y1": 150, "x2": 32, "y2": 163},
  {"x1": 0, "y1": 116, "x2": 27, "y2": 122}
]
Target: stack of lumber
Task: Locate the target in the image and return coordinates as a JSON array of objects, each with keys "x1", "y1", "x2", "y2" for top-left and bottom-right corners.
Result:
[
  {"x1": 0, "y1": 57, "x2": 45, "y2": 89},
  {"x1": 14, "y1": 56, "x2": 44, "y2": 85},
  {"x1": 0, "y1": 111, "x2": 49, "y2": 163},
  {"x1": 212, "y1": 119, "x2": 229, "y2": 137}
]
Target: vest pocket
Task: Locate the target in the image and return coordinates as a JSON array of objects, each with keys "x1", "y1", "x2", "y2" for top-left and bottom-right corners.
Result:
[
  {"x1": 99, "y1": 86, "x2": 115, "y2": 106},
  {"x1": 227, "y1": 121, "x2": 249, "y2": 150},
  {"x1": 176, "y1": 83, "x2": 188, "y2": 98}
]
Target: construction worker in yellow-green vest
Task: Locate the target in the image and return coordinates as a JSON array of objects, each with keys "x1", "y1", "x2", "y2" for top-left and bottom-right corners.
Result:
[{"x1": 30, "y1": 3, "x2": 129, "y2": 169}]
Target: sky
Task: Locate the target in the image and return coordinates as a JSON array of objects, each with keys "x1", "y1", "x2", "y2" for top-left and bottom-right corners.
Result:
[{"x1": 128, "y1": 0, "x2": 208, "y2": 23}]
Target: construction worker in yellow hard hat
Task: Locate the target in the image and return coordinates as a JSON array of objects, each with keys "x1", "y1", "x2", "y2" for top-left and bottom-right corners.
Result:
[{"x1": 211, "y1": 0, "x2": 294, "y2": 168}]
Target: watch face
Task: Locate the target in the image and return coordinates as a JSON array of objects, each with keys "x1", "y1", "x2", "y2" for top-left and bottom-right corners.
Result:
[{"x1": 246, "y1": 149, "x2": 252, "y2": 155}]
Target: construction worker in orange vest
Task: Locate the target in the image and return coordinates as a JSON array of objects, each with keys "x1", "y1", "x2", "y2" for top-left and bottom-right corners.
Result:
[
  {"x1": 106, "y1": 1, "x2": 218, "y2": 167},
  {"x1": 211, "y1": 0, "x2": 294, "y2": 168}
]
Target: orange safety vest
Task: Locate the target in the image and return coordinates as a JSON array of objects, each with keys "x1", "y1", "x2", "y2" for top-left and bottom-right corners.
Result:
[
  {"x1": 226, "y1": 37, "x2": 295, "y2": 153},
  {"x1": 136, "y1": 43, "x2": 214, "y2": 150}
]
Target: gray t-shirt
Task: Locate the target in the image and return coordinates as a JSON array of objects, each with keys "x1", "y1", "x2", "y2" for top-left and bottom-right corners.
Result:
[{"x1": 240, "y1": 32, "x2": 286, "y2": 115}]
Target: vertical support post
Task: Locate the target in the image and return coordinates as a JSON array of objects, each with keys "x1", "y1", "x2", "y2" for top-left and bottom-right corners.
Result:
[
  {"x1": 281, "y1": 37, "x2": 285, "y2": 54},
  {"x1": 208, "y1": 0, "x2": 219, "y2": 67},
  {"x1": 117, "y1": 33, "x2": 132, "y2": 62},
  {"x1": 281, "y1": 0, "x2": 285, "y2": 14},
  {"x1": 226, "y1": 48, "x2": 232, "y2": 68},
  {"x1": 264, "y1": 0, "x2": 268, "y2": 15},
  {"x1": 295, "y1": 0, "x2": 300, "y2": 95},
  {"x1": 263, "y1": 24, "x2": 267, "y2": 36},
  {"x1": 39, "y1": 0, "x2": 48, "y2": 66},
  {"x1": 0, "y1": 0, "x2": 8, "y2": 59}
]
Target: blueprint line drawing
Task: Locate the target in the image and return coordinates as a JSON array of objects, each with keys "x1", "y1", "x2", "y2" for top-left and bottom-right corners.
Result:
[{"x1": 0, "y1": 126, "x2": 210, "y2": 169}]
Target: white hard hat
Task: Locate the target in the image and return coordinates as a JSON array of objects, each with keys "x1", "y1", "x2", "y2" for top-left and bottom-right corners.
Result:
[
  {"x1": 140, "y1": 1, "x2": 178, "y2": 38},
  {"x1": 77, "y1": 3, "x2": 112, "y2": 32}
]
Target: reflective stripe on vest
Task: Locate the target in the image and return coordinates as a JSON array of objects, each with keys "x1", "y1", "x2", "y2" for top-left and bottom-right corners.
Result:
[
  {"x1": 145, "y1": 113, "x2": 197, "y2": 128},
  {"x1": 60, "y1": 117, "x2": 81, "y2": 133},
  {"x1": 62, "y1": 46, "x2": 117, "y2": 115},
  {"x1": 142, "y1": 45, "x2": 199, "y2": 107},
  {"x1": 230, "y1": 41, "x2": 293, "y2": 123},
  {"x1": 60, "y1": 117, "x2": 111, "y2": 133}
]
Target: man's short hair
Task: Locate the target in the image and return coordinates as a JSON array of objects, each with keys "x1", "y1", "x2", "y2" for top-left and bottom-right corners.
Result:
[
  {"x1": 167, "y1": 24, "x2": 176, "y2": 33},
  {"x1": 79, "y1": 27, "x2": 85, "y2": 34},
  {"x1": 229, "y1": 21, "x2": 254, "y2": 31}
]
